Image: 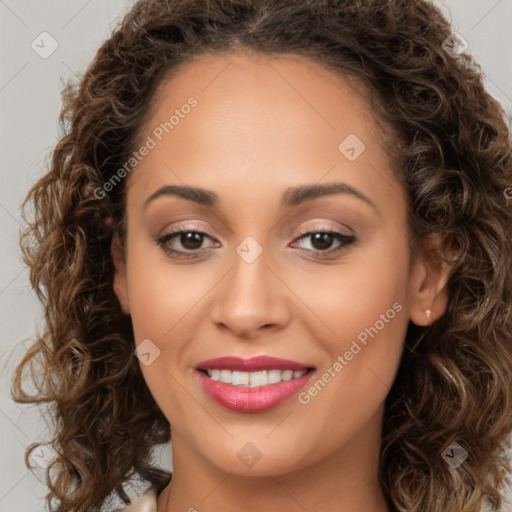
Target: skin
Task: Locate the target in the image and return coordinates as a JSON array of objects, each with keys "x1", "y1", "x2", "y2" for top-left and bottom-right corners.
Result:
[{"x1": 112, "y1": 52, "x2": 453, "y2": 512}]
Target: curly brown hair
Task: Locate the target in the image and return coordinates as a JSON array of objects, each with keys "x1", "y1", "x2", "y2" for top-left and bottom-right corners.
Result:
[{"x1": 11, "y1": 0, "x2": 512, "y2": 510}]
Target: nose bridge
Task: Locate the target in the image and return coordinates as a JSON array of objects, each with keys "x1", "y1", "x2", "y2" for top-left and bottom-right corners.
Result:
[{"x1": 211, "y1": 237, "x2": 289, "y2": 337}]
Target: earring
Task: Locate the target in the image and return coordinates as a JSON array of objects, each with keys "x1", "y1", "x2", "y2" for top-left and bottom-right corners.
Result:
[{"x1": 423, "y1": 309, "x2": 432, "y2": 318}]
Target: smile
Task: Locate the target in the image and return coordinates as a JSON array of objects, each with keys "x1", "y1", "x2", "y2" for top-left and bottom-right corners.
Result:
[
  {"x1": 204, "y1": 368, "x2": 309, "y2": 387},
  {"x1": 196, "y1": 356, "x2": 315, "y2": 412}
]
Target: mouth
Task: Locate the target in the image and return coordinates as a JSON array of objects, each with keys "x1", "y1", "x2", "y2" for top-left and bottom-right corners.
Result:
[
  {"x1": 195, "y1": 356, "x2": 316, "y2": 413},
  {"x1": 198, "y1": 368, "x2": 312, "y2": 387}
]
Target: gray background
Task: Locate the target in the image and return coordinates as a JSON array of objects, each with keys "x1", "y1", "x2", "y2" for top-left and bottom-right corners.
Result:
[{"x1": 1, "y1": 0, "x2": 511, "y2": 510}]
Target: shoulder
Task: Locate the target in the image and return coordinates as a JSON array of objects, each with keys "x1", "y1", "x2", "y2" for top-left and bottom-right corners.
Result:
[{"x1": 112, "y1": 487, "x2": 158, "y2": 512}]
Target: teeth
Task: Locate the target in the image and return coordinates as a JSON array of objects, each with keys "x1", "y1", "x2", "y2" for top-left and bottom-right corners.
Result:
[
  {"x1": 232, "y1": 371, "x2": 249, "y2": 386},
  {"x1": 267, "y1": 369, "x2": 282, "y2": 384},
  {"x1": 205, "y1": 368, "x2": 308, "y2": 387},
  {"x1": 220, "y1": 369, "x2": 232, "y2": 384},
  {"x1": 282, "y1": 370, "x2": 293, "y2": 381}
]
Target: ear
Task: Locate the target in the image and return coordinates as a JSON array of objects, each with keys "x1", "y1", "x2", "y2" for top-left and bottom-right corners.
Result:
[
  {"x1": 408, "y1": 234, "x2": 457, "y2": 326},
  {"x1": 111, "y1": 235, "x2": 130, "y2": 315}
]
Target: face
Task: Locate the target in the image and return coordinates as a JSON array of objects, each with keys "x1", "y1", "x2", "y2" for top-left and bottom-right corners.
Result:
[{"x1": 113, "y1": 52, "x2": 450, "y2": 479}]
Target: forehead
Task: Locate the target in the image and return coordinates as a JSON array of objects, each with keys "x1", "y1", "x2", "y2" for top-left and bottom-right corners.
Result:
[
  {"x1": 139, "y1": 51, "x2": 387, "y2": 150},
  {"x1": 127, "y1": 52, "x2": 404, "y2": 212}
]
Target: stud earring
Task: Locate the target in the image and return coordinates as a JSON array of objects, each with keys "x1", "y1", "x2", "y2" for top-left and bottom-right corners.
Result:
[{"x1": 424, "y1": 309, "x2": 432, "y2": 318}]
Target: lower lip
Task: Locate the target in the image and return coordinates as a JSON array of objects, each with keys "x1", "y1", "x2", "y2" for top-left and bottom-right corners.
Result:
[{"x1": 197, "y1": 370, "x2": 314, "y2": 413}]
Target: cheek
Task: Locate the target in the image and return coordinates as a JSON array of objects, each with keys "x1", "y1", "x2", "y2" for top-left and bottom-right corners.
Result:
[
  {"x1": 298, "y1": 246, "x2": 409, "y2": 439},
  {"x1": 288, "y1": 233, "x2": 410, "y2": 425},
  {"x1": 295, "y1": 302, "x2": 407, "y2": 467},
  {"x1": 123, "y1": 242, "x2": 207, "y2": 378},
  {"x1": 124, "y1": 249, "x2": 207, "y2": 421},
  {"x1": 289, "y1": 227, "x2": 410, "y2": 353},
  {"x1": 125, "y1": 247, "x2": 211, "y2": 341}
]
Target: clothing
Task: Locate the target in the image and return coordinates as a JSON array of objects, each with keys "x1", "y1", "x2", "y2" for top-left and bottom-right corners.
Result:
[{"x1": 116, "y1": 487, "x2": 158, "y2": 512}]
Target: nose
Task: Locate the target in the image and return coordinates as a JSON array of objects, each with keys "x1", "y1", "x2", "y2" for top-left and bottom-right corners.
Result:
[{"x1": 210, "y1": 245, "x2": 291, "y2": 340}]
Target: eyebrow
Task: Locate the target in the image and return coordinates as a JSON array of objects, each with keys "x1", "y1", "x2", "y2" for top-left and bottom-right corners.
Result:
[{"x1": 143, "y1": 181, "x2": 378, "y2": 212}]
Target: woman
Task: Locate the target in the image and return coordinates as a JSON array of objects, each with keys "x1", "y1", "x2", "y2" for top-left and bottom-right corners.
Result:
[{"x1": 12, "y1": 0, "x2": 512, "y2": 511}]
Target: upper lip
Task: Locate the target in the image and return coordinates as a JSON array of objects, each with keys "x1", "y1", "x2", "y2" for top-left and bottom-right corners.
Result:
[{"x1": 197, "y1": 356, "x2": 314, "y2": 372}]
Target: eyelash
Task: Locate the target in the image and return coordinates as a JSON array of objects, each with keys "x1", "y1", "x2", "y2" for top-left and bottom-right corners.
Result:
[{"x1": 156, "y1": 226, "x2": 356, "y2": 260}]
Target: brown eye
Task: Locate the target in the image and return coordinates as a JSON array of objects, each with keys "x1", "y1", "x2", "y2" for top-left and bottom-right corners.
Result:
[
  {"x1": 178, "y1": 232, "x2": 204, "y2": 250},
  {"x1": 292, "y1": 229, "x2": 356, "y2": 258},
  {"x1": 156, "y1": 229, "x2": 217, "y2": 259},
  {"x1": 309, "y1": 232, "x2": 335, "y2": 251}
]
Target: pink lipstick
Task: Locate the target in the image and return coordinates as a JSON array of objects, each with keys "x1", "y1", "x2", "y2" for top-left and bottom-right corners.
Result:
[{"x1": 196, "y1": 356, "x2": 315, "y2": 413}]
